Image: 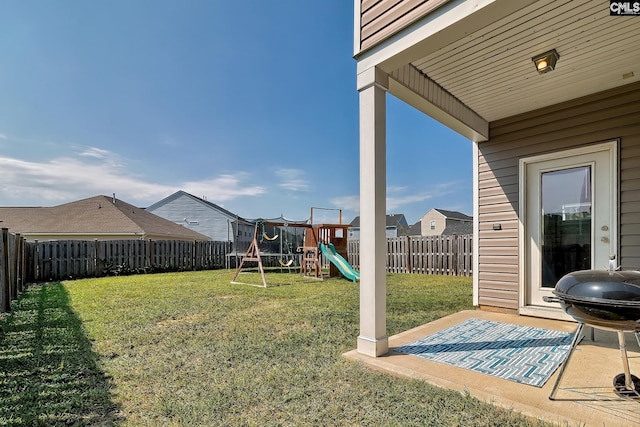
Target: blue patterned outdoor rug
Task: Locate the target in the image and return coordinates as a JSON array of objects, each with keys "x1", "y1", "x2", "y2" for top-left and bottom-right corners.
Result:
[{"x1": 396, "y1": 318, "x2": 575, "y2": 387}]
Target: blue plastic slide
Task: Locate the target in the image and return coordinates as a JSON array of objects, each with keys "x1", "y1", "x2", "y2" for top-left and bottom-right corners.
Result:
[{"x1": 319, "y1": 243, "x2": 360, "y2": 282}]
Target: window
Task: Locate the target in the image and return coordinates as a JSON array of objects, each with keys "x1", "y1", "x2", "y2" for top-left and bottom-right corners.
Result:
[{"x1": 430, "y1": 220, "x2": 436, "y2": 230}]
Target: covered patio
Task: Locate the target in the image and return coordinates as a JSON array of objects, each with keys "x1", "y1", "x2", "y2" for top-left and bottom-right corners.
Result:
[
  {"x1": 355, "y1": 0, "x2": 640, "y2": 357},
  {"x1": 352, "y1": 1, "x2": 640, "y2": 424},
  {"x1": 346, "y1": 310, "x2": 640, "y2": 426}
]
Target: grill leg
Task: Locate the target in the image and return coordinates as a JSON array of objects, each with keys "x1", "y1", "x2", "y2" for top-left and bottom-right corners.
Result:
[
  {"x1": 612, "y1": 330, "x2": 640, "y2": 398},
  {"x1": 618, "y1": 331, "x2": 635, "y2": 391},
  {"x1": 549, "y1": 322, "x2": 584, "y2": 400}
]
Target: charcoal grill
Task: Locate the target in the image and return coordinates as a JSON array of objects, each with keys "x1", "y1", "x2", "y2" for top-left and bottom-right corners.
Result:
[{"x1": 543, "y1": 263, "x2": 640, "y2": 400}]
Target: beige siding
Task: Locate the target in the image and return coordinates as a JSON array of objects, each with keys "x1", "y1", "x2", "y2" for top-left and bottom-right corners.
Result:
[
  {"x1": 358, "y1": 0, "x2": 451, "y2": 52},
  {"x1": 420, "y1": 210, "x2": 445, "y2": 236},
  {"x1": 478, "y1": 81, "x2": 640, "y2": 310}
]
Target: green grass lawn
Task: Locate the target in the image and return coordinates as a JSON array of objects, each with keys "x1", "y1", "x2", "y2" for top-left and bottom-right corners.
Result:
[{"x1": 0, "y1": 270, "x2": 552, "y2": 426}]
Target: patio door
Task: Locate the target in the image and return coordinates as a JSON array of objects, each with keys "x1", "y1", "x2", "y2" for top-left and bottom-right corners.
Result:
[{"x1": 522, "y1": 142, "x2": 617, "y2": 309}]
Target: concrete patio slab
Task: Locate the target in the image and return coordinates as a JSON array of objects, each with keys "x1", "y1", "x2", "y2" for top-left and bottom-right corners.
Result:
[{"x1": 344, "y1": 310, "x2": 640, "y2": 427}]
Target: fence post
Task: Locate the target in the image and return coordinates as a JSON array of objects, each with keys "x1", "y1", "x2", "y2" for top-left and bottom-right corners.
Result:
[
  {"x1": 1, "y1": 228, "x2": 10, "y2": 312},
  {"x1": 10, "y1": 233, "x2": 19, "y2": 301},
  {"x1": 192, "y1": 240, "x2": 197, "y2": 271},
  {"x1": 453, "y1": 235, "x2": 458, "y2": 276},
  {"x1": 404, "y1": 236, "x2": 410, "y2": 273},
  {"x1": 93, "y1": 239, "x2": 99, "y2": 276},
  {"x1": 17, "y1": 235, "x2": 25, "y2": 293},
  {"x1": 33, "y1": 239, "x2": 40, "y2": 282}
]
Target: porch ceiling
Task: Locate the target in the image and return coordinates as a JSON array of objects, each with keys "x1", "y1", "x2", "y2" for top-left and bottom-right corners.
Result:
[{"x1": 408, "y1": 0, "x2": 640, "y2": 123}]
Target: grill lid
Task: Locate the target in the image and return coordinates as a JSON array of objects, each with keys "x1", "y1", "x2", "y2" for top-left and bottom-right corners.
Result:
[{"x1": 553, "y1": 270, "x2": 640, "y2": 308}]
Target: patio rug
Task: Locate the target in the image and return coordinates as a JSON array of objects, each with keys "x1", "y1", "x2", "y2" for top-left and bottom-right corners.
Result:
[{"x1": 395, "y1": 318, "x2": 576, "y2": 387}]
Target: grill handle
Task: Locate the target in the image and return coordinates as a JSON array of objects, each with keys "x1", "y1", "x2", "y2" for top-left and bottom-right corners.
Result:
[{"x1": 543, "y1": 296, "x2": 562, "y2": 303}]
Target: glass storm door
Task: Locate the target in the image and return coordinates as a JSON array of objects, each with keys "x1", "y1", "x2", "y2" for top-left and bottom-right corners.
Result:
[{"x1": 525, "y1": 144, "x2": 615, "y2": 307}]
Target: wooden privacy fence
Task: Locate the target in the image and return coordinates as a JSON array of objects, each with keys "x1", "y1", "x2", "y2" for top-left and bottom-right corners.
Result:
[
  {"x1": 348, "y1": 235, "x2": 473, "y2": 276},
  {"x1": 0, "y1": 229, "x2": 27, "y2": 312},
  {"x1": 29, "y1": 239, "x2": 232, "y2": 282},
  {"x1": 0, "y1": 234, "x2": 233, "y2": 313}
]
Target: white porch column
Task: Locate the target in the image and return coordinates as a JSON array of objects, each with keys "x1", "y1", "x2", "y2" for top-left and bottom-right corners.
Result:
[
  {"x1": 472, "y1": 141, "x2": 479, "y2": 306},
  {"x1": 357, "y1": 66, "x2": 388, "y2": 357}
]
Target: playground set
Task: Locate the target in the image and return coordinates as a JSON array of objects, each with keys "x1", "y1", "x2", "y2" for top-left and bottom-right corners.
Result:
[{"x1": 230, "y1": 208, "x2": 359, "y2": 287}]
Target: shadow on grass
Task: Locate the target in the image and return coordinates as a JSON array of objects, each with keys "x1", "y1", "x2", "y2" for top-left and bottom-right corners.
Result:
[{"x1": 0, "y1": 282, "x2": 121, "y2": 426}]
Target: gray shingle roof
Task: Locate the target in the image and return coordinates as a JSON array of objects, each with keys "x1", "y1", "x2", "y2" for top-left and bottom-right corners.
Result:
[
  {"x1": 407, "y1": 221, "x2": 422, "y2": 235},
  {"x1": 349, "y1": 214, "x2": 408, "y2": 228},
  {"x1": 442, "y1": 221, "x2": 473, "y2": 235},
  {"x1": 0, "y1": 195, "x2": 211, "y2": 240},
  {"x1": 433, "y1": 209, "x2": 472, "y2": 221}
]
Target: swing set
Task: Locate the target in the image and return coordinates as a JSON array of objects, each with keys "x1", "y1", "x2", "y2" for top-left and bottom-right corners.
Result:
[
  {"x1": 261, "y1": 221, "x2": 295, "y2": 268},
  {"x1": 231, "y1": 219, "x2": 310, "y2": 287},
  {"x1": 230, "y1": 208, "x2": 351, "y2": 287}
]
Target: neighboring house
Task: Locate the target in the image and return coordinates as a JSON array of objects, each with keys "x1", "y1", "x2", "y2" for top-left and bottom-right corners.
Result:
[
  {"x1": 353, "y1": 0, "x2": 640, "y2": 357},
  {"x1": 407, "y1": 221, "x2": 422, "y2": 236},
  {"x1": 0, "y1": 195, "x2": 210, "y2": 242},
  {"x1": 348, "y1": 214, "x2": 409, "y2": 240},
  {"x1": 421, "y1": 208, "x2": 472, "y2": 236},
  {"x1": 147, "y1": 190, "x2": 254, "y2": 250}
]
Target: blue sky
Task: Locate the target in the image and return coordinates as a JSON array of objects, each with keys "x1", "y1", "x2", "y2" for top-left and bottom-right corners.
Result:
[{"x1": 0, "y1": 0, "x2": 472, "y2": 225}]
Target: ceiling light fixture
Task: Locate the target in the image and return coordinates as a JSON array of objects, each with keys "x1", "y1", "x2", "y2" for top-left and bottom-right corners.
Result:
[{"x1": 532, "y1": 49, "x2": 559, "y2": 74}]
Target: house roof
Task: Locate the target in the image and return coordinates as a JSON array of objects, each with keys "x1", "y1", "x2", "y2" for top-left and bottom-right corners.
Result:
[
  {"x1": 349, "y1": 214, "x2": 407, "y2": 228},
  {"x1": 147, "y1": 190, "x2": 252, "y2": 225},
  {"x1": 0, "y1": 195, "x2": 211, "y2": 240},
  {"x1": 432, "y1": 209, "x2": 472, "y2": 221},
  {"x1": 442, "y1": 221, "x2": 473, "y2": 235},
  {"x1": 407, "y1": 221, "x2": 422, "y2": 236}
]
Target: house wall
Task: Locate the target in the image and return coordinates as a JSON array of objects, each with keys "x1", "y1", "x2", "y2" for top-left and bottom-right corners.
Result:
[
  {"x1": 358, "y1": 0, "x2": 451, "y2": 52},
  {"x1": 420, "y1": 211, "x2": 471, "y2": 236},
  {"x1": 147, "y1": 194, "x2": 238, "y2": 242},
  {"x1": 348, "y1": 228, "x2": 360, "y2": 241},
  {"x1": 420, "y1": 210, "x2": 445, "y2": 236},
  {"x1": 478, "y1": 81, "x2": 640, "y2": 311}
]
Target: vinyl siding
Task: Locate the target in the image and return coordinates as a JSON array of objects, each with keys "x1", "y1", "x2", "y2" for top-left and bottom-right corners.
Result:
[
  {"x1": 358, "y1": 0, "x2": 451, "y2": 52},
  {"x1": 147, "y1": 194, "x2": 238, "y2": 242},
  {"x1": 478, "y1": 81, "x2": 640, "y2": 310},
  {"x1": 420, "y1": 210, "x2": 445, "y2": 236}
]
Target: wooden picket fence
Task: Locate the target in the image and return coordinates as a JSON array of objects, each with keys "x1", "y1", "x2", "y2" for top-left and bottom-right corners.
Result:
[{"x1": 347, "y1": 235, "x2": 473, "y2": 276}]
